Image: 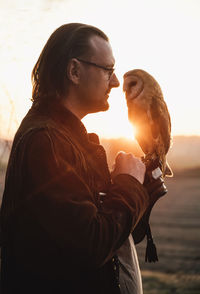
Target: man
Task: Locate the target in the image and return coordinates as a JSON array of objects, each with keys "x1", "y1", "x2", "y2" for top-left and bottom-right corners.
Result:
[{"x1": 0, "y1": 23, "x2": 158, "y2": 293}]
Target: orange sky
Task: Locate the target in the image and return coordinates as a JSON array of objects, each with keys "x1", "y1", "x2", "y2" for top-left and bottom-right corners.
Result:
[{"x1": 0, "y1": 0, "x2": 200, "y2": 140}]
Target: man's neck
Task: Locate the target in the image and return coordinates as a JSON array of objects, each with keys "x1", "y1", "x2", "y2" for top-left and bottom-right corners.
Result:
[{"x1": 61, "y1": 97, "x2": 86, "y2": 120}]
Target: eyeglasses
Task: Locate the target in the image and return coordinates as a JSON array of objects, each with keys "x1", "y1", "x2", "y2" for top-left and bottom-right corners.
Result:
[{"x1": 76, "y1": 58, "x2": 115, "y2": 80}]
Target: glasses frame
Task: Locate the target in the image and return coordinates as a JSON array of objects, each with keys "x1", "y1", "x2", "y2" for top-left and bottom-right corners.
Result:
[{"x1": 76, "y1": 58, "x2": 115, "y2": 80}]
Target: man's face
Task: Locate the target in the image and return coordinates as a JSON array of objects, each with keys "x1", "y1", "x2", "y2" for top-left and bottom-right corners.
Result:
[{"x1": 77, "y1": 35, "x2": 120, "y2": 115}]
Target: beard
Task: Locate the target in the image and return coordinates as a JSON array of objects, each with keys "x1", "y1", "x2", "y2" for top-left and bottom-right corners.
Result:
[{"x1": 83, "y1": 95, "x2": 110, "y2": 114}]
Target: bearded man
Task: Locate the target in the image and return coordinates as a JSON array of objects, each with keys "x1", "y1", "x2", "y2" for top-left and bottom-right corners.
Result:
[{"x1": 0, "y1": 23, "x2": 158, "y2": 294}]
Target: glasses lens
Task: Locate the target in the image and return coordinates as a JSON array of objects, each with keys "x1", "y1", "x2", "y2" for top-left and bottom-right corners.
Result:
[
  {"x1": 76, "y1": 58, "x2": 114, "y2": 80},
  {"x1": 107, "y1": 69, "x2": 114, "y2": 80}
]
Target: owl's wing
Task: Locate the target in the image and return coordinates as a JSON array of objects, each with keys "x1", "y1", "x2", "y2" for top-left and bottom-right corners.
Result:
[
  {"x1": 127, "y1": 99, "x2": 154, "y2": 154},
  {"x1": 150, "y1": 96, "x2": 171, "y2": 154}
]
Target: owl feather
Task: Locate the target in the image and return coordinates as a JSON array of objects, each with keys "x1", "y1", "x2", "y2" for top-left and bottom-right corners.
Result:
[{"x1": 123, "y1": 69, "x2": 172, "y2": 177}]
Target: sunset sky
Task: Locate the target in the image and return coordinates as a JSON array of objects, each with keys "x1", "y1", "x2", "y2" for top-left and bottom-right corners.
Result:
[{"x1": 0, "y1": 0, "x2": 200, "y2": 140}]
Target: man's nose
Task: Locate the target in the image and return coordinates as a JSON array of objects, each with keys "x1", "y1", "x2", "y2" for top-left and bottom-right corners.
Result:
[{"x1": 110, "y1": 73, "x2": 120, "y2": 88}]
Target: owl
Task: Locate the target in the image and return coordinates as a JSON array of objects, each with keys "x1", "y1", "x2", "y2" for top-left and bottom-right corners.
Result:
[{"x1": 123, "y1": 69, "x2": 172, "y2": 177}]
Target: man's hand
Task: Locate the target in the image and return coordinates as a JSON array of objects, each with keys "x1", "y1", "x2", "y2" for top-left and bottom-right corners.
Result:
[{"x1": 111, "y1": 151, "x2": 146, "y2": 184}]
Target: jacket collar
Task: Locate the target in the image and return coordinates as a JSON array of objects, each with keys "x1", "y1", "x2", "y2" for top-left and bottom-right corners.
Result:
[{"x1": 32, "y1": 101, "x2": 100, "y2": 146}]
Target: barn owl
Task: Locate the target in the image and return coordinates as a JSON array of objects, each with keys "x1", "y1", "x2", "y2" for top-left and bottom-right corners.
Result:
[{"x1": 123, "y1": 69, "x2": 172, "y2": 177}]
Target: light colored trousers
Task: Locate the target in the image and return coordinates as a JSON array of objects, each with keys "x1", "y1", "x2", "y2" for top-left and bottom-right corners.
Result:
[{"x1": 117, "y1": 235, "x2": 143, "y2": 294}]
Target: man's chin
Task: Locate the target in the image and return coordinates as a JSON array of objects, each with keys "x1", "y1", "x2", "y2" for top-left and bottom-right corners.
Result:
[
  {"x1": 94, "y1": 101, "x2": 109, "y2": 113},
  {"x1": 102, "y1": 101, "x2": 109, "y2": 111},
  {"x1": 87, "y1": 101, "x2": 109, "y2": 114},
  {"x1": 99, "y1": 101, "x2": 109, "y2": 112}
]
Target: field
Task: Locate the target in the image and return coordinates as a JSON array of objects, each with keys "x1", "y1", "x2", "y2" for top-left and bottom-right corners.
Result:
[
  {"x1": 0, "y1": 164, "x2": 200, "y2": 293},
  {"x1": 137, "y1": 172, "x2": 200, "y2": 293}
]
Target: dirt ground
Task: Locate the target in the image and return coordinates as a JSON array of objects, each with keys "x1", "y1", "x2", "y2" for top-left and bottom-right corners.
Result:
[
  {"x1": 137, "y1": 173, "x2": 200, "y2": 293},
  {"x1": 0, "y1": 170, "x2": 199, "y2": 293}
]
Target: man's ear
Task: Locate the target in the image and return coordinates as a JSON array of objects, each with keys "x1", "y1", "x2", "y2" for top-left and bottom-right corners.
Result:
[{"x1": 67, "y1": 58, "x2": 81, "y2": 85}]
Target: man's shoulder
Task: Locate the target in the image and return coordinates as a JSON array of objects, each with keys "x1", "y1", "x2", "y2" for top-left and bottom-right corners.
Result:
[{"x1": 12, "y1": 108, "x2": 74, "y2": 153}]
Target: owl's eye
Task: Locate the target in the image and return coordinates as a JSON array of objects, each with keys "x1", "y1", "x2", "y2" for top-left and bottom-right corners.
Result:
[{"x1": 129, "y1": 81, "x2": 137, "y2": 87}]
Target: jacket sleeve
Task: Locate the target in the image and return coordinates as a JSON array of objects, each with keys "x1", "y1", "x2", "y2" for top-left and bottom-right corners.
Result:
[{"x1": 24, "y1": 129, "x2": 150, "y2": 268}]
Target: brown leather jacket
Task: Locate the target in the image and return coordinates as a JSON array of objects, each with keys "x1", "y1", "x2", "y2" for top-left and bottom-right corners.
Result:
[{"x1": 0, "y1": 102, "x2": 150, "y2": 293}]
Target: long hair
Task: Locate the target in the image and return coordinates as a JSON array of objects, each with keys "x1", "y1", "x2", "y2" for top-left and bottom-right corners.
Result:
[{"x1": 31, "y1": 23, "x2": 108, "y2": 104}]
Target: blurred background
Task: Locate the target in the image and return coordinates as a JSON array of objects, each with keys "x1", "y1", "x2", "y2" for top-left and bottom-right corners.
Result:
[{"x1": 0, "y1": 0, "x2": 200, "y2": 293}]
